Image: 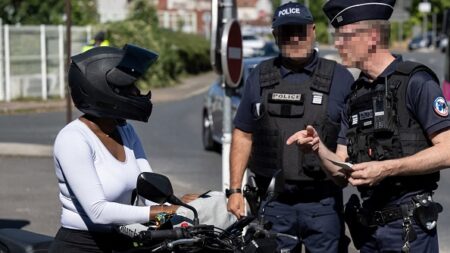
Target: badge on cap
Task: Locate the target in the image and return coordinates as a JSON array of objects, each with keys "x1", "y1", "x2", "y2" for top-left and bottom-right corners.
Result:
[{"x1": 433, "y1": 97, "x2": 448, "y2": 117}]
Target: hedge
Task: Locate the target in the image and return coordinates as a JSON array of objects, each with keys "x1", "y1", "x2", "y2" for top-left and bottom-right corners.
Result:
[{"x1": 102, "y1": 0, "x2": 211, "y2": 89}]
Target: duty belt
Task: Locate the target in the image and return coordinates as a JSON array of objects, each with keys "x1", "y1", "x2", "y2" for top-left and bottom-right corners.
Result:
[{"x1": 368, "y1": 202, "x2": 415, "y2": 226}]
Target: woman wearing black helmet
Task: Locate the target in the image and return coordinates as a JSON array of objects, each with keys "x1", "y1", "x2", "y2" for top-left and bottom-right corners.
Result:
[{"x1": 49, "y1": 45, "x2": 178, "y2": 252}]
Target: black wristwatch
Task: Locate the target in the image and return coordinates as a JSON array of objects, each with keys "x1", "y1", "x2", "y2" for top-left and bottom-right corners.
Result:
[{"x1": 226, "y1": 188, "x2": 242, "y2": 198}]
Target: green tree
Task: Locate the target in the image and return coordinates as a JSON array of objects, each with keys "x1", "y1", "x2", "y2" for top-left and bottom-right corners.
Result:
[
  {"x1": 272, "y1": 0, "x2": 282, "y2": 10},
  {"x1": 105, "y1": 0, "x2": 211, "y2": 88},
  {"x1": 0, "y1": 0, "x2": 98, "y2": 25}
]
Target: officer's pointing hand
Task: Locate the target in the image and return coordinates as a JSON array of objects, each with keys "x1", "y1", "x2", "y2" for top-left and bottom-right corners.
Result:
[
  {"x1": 348, "y1": 161, "x2": 391, "y2": 187},
  {"x1": 286, "y1": 125, "x2": 320, "y2": 152}
]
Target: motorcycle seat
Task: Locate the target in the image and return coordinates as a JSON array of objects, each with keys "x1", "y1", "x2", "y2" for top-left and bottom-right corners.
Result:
[{"x1": 0, "y1": 228, "x2": 53, "y2": 253}]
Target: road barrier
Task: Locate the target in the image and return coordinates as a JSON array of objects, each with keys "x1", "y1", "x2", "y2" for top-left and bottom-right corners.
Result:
[{"x1": 0, "y1": 23, "x2": 91, "y2": 102}]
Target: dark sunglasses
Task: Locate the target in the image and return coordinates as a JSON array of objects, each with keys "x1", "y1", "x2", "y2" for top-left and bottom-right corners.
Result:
[{"x1": 276, "y1": 25, "x2": 308, "y2": 38}]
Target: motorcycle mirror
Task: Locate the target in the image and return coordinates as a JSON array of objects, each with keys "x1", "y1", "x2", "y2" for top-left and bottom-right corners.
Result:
[
  {"x1": 259, "y1": 169, "x2": 283, "y2": 226},
  {"x1": 248, "y1": 175, "x2": 257, "y2": 189},
  {"x1": 136, "y1": 172, "x2": 200, "y2": 226},
  {"x1": 265, "y1": 169, "x2": 283, "y2": 201},
  {"x1": 136, "y1": 172, "x2": 174, "y2": 204}
]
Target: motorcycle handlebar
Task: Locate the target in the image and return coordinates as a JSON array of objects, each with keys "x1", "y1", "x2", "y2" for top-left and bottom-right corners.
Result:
[
  {"x1": 138, "y1": 225, "x2": 215, "y2": 242},
  {"x1": 139, "y1": 227, "x2": 188, "y2": 241},
  {"x1": 246, "y1": 224, "x2": 298, "y2": 241}
]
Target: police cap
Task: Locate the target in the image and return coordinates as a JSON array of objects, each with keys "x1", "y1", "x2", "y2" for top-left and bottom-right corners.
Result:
[
  {"x1": 323, "y1": 0, "x2": 396, "y2": 28},
  {"x1": 272, "y1": 1, "x2": 314, "y2": 28}
]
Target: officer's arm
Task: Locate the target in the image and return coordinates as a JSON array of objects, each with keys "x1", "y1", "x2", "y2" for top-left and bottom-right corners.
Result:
[
  {"x1": 385, "y1": 128, "x2": 450, "y2": 176},
  {"x1": 230, "y1": 128, "x2": 253, "y2": 189},
  {"x1": 317, "y1": 143, "x2": 349, "y2": 187},
  {"x1": 287, "y1": 128, "x2": 348, "y2": 186}
]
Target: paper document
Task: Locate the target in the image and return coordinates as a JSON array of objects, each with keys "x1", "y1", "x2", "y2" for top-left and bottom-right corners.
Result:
[{"x1": 327, "y1": 159, "x2": 354, "y2": 172}]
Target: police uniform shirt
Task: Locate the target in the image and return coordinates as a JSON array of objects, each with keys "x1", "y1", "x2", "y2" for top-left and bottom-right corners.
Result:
[
  {"x1": 338, "y1": 55, "x2": 450, "y2": 145},
  {"x1": 234, "y1": 51, "x2": 355, "y2": 132}
]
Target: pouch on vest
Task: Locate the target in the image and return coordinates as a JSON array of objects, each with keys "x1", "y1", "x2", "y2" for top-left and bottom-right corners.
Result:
[
  {"x1": 412, "y1": 194, "x2": 443, "y2": 231},
  {"x1": 266, "y1": 92, "x2": 304, "y2": 118},
  {"x1": 302, "y1": 152, "x2": 326, "y2": 180},
  {"x1": 372, "y1": 90, "x2": 396, "y2": 135}
]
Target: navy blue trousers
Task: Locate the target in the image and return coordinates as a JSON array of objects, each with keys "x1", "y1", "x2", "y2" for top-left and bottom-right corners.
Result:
[
  {"x1": 357, "y1": 193, "x2": 439, "y2": 253},
  {"x1": 358, "y1": 219, "x2": 438, "y2": 253},
  {"x1": 262, "y1": 196, "x2": 348, "y2": 253}
]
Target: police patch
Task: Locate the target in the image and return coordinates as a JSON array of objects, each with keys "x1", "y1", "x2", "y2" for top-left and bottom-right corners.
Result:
[
  {"x1": 312, "y1": 92, "x2": 323, "y2": 105},
  {"x1": 433, "y1": 97, "x2": 448, "y2": 117},
  {"x1": 269, "y1": 93, "x2": 303, "y2": 104}
]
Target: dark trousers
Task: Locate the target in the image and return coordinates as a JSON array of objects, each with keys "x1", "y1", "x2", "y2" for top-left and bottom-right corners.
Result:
[
  {"x1": 49, "y1": 227, "x2": 134, "y2": 253},
  {"x1": 263, "y1": 196, "x2": 348, "y2": 253},
  {"x1": 357, "y1": 193, "x2": 439, "y2": 253},
  {"x1": 358, "y1": 219, "x2": 438, "y2": 253}
]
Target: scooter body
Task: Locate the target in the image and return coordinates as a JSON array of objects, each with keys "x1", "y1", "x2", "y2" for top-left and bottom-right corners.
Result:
[{"x1": 0, "y1": 228, "x2": 52, "y2": 253}]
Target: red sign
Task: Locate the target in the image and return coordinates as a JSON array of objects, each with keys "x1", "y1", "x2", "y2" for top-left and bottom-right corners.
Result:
[{"x1": 221, "y1": 19, "x2": 243, "y2": 88}]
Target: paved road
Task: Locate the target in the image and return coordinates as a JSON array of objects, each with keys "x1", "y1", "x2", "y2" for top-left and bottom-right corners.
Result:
[{"x1": 1, "y1": 50, "x2": 449, "y2": 251}]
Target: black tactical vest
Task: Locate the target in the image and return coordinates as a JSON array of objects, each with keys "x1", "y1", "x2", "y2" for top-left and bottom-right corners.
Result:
[
  {"x1": 346, "y1": 61, "x2": 440, "y2": 198},
  {"x1": 249, "y1": 57, "x2": 340, "y2": 181}
]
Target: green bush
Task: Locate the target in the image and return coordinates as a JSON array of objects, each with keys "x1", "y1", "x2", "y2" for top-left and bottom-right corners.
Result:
[{"x1": 101, "y1": 0, "x2": 211, "y2": 89}]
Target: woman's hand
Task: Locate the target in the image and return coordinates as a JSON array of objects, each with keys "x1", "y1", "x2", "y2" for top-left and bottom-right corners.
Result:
[{"x1": 181, "y1": 194, "x2": 199, "y2": 203}]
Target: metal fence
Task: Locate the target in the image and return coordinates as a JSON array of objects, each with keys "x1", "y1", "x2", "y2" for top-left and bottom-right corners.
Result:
[{"x1": 0, "y1": 23, "x2": 91, "y2": 101}]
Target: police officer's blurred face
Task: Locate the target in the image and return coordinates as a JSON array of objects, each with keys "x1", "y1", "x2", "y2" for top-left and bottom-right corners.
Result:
[
  {"x1": 334, "y1": 22, "x2": 376, "y2": 68},
  {"x1": 273, "y1": 24, "x2": 315, "y2": 61}
]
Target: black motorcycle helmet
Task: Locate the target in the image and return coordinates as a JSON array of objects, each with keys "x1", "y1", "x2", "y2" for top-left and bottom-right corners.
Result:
[{"x1": 68, "y1": 44, "x2": 158, "y2": 122}]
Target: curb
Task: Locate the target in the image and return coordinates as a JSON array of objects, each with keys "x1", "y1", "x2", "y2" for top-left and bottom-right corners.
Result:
[
  {"x1": 0, "y1": 71, "x2": 217, "y2": 115},
  {"x1": 0, "y1": 143, "x2": 53, "y2": 157}
]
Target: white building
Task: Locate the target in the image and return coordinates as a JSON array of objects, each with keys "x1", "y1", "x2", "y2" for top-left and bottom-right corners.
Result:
[
  {"x1": 97, "y1": 0, "x2": 130, "y2": 23},
  {"x1": 238, "y1": 0, "x2": 272, "y2": 26},
  {"x1": 95, "y1": 0, "x2": 273, "y2": 36}
]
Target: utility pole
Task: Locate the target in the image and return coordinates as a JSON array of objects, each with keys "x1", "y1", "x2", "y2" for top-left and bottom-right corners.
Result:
[
  {"x1": 211, "y1": 0, "x2": 242, "y2": 191},
  {"x1": 418, "y1": 1, "x2": 431, "y2": 47},
  {"x1": 221, "y1": 0, "x2": 237, "y2": 191},
  {"x1": 65, "y1": 0, "x2": 72, "y2": 123},
  {"x1": 432, "y1": 12, "x2": 437, "y2": 48},
  {"x1": 423, "y1": 11, "x2": 428, "y2": 41}
]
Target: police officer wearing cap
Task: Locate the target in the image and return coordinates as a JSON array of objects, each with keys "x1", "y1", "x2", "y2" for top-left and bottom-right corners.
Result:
[
  {"x1": 226, "y1": 2, "x2": 354, "y2": 252},
  {"x1": 288, "y1": 0, "x2": 450, "y2": 252}
]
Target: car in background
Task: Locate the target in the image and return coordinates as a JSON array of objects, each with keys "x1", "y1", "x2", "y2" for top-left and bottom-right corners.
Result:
[
  {"x1": 242, "y1": 34, "x2": 266, "y2": 58},
  {"x1": 202, "y1": 57, "x2": 271, "y2": 151},
  {"x1": 408, "y1": 33, "x2": 432, "y2": 51},
  {"x1": 249, "y1": 41, "x2": 279, "y2": 58},
  {"x1": 408, "y1": 32, "x2": 447, "y2": 52},
  {"x1": 438, "y1": 35, "x2": 448, "y2": 53}
]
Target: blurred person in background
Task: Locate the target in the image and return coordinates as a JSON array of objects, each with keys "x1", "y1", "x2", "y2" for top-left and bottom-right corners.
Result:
[{"x1": 82, "y1": 30, "x2": 110, "y2": 52}]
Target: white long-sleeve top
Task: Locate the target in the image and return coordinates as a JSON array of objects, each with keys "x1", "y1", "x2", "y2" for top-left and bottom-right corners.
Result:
[{"x1": 54, "y1": 119, "x2": 154, "y2": 231}]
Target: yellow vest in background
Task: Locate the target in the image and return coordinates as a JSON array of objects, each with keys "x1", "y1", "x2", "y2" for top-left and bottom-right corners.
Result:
[{"x1": 81, "y1": 40, "x2": 110, "y2": 52}]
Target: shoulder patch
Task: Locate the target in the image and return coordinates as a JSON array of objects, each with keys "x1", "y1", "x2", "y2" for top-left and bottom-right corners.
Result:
[{"x1": 433, "y1": 97, "x2": 448, "y2": 117}]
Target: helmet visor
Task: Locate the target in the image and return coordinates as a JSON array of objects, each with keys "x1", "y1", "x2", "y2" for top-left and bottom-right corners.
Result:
[{"x1": 106, "y1": 44, "x2": 159, "y2": 87}]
